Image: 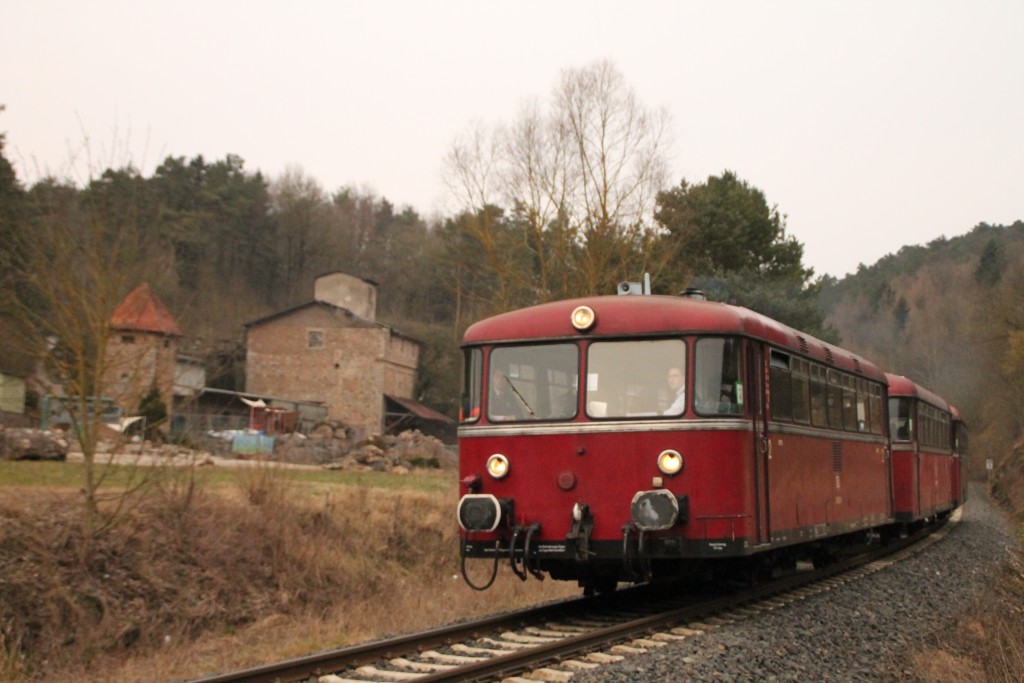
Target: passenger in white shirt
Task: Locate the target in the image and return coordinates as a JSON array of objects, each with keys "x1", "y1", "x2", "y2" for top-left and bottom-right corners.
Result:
[{"x1": 664, "y1": 367, "x2": 685, "y2": 415}]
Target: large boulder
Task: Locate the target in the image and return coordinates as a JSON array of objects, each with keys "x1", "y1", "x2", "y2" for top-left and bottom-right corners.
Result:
[{"x1": 0, "y1": 428, "x2": 69, "y2": 461}]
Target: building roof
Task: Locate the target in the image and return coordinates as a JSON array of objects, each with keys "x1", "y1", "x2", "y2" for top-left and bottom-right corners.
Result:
[
  {"x1": 385, "y1": 394, "x2": 454, "y2": 424},
  {"x1": 243, "y1": 300, "x2": 420, "y2": 344},
  {"x1": 109, "y1": 283, "x2": 184, "y2": 336}
]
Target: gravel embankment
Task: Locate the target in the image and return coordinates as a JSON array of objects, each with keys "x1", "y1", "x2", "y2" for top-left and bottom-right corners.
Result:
[{"x1": 573, "y1": 484, "x2": 1016, "y2": 682}]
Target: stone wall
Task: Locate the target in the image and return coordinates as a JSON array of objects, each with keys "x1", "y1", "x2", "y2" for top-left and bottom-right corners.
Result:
[
  {"x1": 104, "y1": 331, "x2": 178, "y2": 418},
  {"x1": 246, "y1": 304, "x2": 419, "y2": 436}
]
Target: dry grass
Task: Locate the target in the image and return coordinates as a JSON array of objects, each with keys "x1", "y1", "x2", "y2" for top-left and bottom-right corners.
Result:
[
  {"x1": 0, "y1": 463, "x2": 576, "y2": 682},
  {"x1": 899, "y1": 514, "x2": 1024, "y2": 683}
]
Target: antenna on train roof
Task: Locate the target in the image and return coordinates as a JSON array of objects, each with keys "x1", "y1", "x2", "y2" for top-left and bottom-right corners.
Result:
[{"x1": 616, "y1": 272, "x2": 652, "y2": 296}]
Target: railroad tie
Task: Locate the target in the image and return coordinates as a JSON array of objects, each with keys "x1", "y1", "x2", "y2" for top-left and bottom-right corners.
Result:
[
  {"x1": 389, "y1": 657, "x2": 457, "y2": 673},
  {"x1": 354, "y1": 665, "x2": 420, "y2": 680},
  {"x1": 421, "y1": 649, "x2": 489, "y2": 664}
]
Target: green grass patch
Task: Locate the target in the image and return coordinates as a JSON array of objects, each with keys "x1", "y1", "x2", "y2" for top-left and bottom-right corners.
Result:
[{"x1": 0, "y1": 460, "x2": 454, "y2": 494}]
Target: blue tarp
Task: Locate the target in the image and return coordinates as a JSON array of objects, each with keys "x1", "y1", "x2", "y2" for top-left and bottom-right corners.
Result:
[{"x1": 231, "y1": 433, "x2": 275, "y2": 455}]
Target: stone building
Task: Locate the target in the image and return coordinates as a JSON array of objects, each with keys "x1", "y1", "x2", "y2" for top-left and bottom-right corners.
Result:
[
  {"x1": 244, "y1": 272, "x2": 423, "y2": 437},
  {"x1": 103, "y1": 283, "x2": 183, "y2": 422}
]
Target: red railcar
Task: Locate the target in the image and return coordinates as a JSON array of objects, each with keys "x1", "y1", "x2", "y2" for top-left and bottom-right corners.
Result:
[
  {"x1": 886, "y1": 374, "x2": 958, "y2": 523},
  {"x1": 457, "y1": 289, "x2": 894, "y2": 592}
]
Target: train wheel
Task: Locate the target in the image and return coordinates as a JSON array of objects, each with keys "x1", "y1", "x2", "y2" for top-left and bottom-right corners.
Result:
[{"x1": 811, "y1": 547, "x2": 836, "y2": 569}]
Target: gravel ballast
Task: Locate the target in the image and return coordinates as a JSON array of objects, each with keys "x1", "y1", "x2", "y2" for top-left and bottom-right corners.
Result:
[{"x1": 572, "y1": 484, "x2": 1017, "y2": 682}]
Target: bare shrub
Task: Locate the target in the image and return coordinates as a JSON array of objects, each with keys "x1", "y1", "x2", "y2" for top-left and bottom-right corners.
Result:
[
  {"x1": 234, "y1": 457, "x2": 294, "y2": 508},
  {"x1": 0, "y1": 627, "x2": 29, "y2": 683},
  {"x1": 0, "y1": 475, "x2": 577, "y2": 681}
]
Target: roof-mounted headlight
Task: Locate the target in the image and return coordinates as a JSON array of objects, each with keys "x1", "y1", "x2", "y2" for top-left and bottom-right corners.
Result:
[
  {"x1": 570, "y1": 305, "x2": 596, "y2": 331},
  {"x1": 486, "y1": 453, "x2": 510, "y2": 479}
]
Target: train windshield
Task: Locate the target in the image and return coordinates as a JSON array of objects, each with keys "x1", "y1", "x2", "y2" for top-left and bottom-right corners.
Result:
[
  {"x1": 487, "y1": 344, "x2": 578, "y2": 421},
  {"x1": 587, "y1": 340, "x2": 687, "y2": 418}
]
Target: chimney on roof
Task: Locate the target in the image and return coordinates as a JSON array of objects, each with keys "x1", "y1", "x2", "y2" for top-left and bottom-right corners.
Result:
[{"x1": 314, "y1": 272, "x2": 378, "y2": 321}]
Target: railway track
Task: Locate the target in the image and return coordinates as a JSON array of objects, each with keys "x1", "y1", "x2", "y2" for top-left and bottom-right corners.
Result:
[{"x1": 190, "y1": 514, "x2": 957, "y2": 683}]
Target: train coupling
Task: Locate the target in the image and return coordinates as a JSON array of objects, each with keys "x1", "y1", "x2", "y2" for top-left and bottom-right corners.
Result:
[
  {"x1": 566, "y1": 502, "x2": 595, "y2": 561},
  {"x1": 509, "y1": 522, "x2": 543, "y2": 581}
]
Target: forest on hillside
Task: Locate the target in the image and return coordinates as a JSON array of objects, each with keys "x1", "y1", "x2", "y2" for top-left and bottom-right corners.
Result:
[{"x1": 821, "y1": 220, "x2": 1024, "y2": 474}]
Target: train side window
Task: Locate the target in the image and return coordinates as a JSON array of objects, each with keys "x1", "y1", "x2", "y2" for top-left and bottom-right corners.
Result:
[
  {"x1": 460, "y1": 348, "x2": 482, "y2": 423},
  {"x1": 769, "y1": 350, "x2": 792, "y2": 421},
  {"x1": 791, "y1": 358, "x2": 810, "y2": 424},
  {"x1": 842, "y1": 374, "x2": 858, "y2": 432},
  {"x1": 920, "y1": 404, "x2": 934, "y2": 446},
  {"x1": 889, "y1": 397, "x2": 912, "y2": 441},
  {"x1": 809, "y1": 364, "x2": 828, "y2": 427},
  {"x1": 827, "y1": 370, "x2": 843, "y2": 429},
  {"x1": 694, "y1": 337, "x2": 743, "y2": 416},
  {"x1": 868, "y1": 384, "x2": 883, "y2": 434},
  {"x1": 855, "y1": 378, "x2": 869, "y2": 432}
]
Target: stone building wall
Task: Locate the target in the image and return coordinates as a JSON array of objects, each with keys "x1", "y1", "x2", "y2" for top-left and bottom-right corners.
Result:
[
  {"x1": 245, "y1": 303, "x2": 419, "y2": 435},
  {"x1": 104, "y1": 331, "x2": 178, "y2": 417},
  {"x1": 313, "y1": 272, "x2": 377, "y2": 320},
  {"x1": 383, "y1": 333, "x2": 419, "y2": 397}
]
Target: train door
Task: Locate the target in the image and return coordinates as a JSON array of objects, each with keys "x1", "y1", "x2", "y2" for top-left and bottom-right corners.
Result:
[{"x1": 749, "y1": 342, "x2": 771, "y2": 545}]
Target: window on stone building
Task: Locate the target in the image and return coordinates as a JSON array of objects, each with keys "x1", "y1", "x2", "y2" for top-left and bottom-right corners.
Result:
[{"x1": 308, "y1": 329, "x2": 324, "y2": 348}]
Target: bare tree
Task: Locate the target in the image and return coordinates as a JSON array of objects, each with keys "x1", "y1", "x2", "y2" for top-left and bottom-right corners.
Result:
[
  {"x1": 500, "y1": 101, "x2": 576, "y2": 301},
  {"x1": 270, "y1": 166, "x2": 333, "y2": 301},
  {"x1": 442, "y1": 123, "x2": 533, "y2": 315},
  {"x1": 442, "y1": 60, "x2": 674, "y2": 310},
  {"x1": 554, "y1": 60, "x2": 672, "y2": 294},
  {"x1": 3, "y1": 172, "x2": 155, "y2": 546}
]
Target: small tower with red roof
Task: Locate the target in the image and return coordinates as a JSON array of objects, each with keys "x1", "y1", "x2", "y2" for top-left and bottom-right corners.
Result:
[{"x1": 103, "y1": 283, "x2": 184, "y2": 427}]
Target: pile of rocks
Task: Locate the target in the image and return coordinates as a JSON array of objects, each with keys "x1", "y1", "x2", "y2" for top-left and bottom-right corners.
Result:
[
  {"x1": 0, "y1": 426, "x2": 69, "y2": 461},
  {"x1": 2, "y1": 423, "x2": 454, "y2": 474},
  {"x1": 273, "y1": 427, "x2": 454, "y2": 471}
]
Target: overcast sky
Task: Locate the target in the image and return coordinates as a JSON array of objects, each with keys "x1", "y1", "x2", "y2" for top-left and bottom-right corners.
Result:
[{"x1": 3, "y1": 0, "x2": 1022, "y2": 278}]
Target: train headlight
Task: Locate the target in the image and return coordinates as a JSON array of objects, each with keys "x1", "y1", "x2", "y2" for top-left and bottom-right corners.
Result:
[
  {"x1": 657, "y1": 449, "x2": 683, "y2": 476},
  {"x1": 570, "y1": 305, "x2": 596, "y2": 331},
  {"x1": 486, "y1": 453, "x2": 510, "y2": 479},
  {"x1": 631, "y1": 490, "x2": 681, "y2": 531},
  {"x1": 458, "y1": 494, "x2": 506, "y2": 532}
]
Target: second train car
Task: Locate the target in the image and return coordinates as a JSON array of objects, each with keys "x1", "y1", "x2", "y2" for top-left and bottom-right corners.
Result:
[{"x1": 886, "y1": 373, "x2": 964, "y2": 526}]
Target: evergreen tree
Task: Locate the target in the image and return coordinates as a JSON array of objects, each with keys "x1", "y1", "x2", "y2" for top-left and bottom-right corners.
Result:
[
  {"x1": 974, "y1": 238, "x2": 1006, "y2": 287},
  {"x1": 137, "y1": 384, "x2": 168, "y2": 442},
  {"x1": 655, "y1": 171, "x2": 830, "y2": 338}
]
